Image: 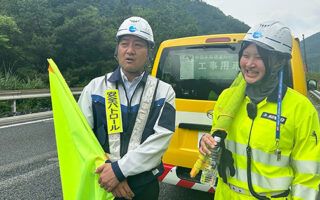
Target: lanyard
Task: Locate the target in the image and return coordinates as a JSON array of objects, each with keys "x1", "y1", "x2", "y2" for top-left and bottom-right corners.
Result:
[{"x1": 275, "y1": 67, "x2": 283, "y2": 161}]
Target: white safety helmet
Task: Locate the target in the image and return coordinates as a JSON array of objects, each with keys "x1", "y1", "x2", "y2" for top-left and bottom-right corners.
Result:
[
  {"x1": 243, "y1": 21, "x2": 292, "y2": 58},
  {"x1": 116, "y1": 16, "x2": 154, "y2": 47}
]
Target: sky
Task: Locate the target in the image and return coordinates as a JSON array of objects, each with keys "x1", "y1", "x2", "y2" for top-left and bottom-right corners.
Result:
[{"x1": 203, "y1": 0, "x2": 320, "y2": 40}]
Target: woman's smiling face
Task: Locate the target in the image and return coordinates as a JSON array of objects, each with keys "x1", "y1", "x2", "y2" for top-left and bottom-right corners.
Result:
[{"x1": 240, "y1": 44, "x2": 266, "y2": 84}]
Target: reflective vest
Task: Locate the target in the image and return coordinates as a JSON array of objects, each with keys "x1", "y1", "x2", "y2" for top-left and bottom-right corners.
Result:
[{"x1": 213, "y1": 86, "x2": 320, "y2": 200}]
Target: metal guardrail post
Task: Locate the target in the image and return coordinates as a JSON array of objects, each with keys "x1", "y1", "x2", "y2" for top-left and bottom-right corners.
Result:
[{"x1": 11, "y1": 100, "x2": 16, "y2": 113}]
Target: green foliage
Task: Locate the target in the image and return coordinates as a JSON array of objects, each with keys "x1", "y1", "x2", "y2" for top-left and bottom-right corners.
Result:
[
  {"x1": 140, "y1": 0, "x2": 199, "y2": 51},
  {"x1": 54, "y1": 6, "x2": 115, "y2": 72},
  {"x1": 0, "y1": 15, "x2": 23, "y2": 73},
  {"x1": 306, "y1": 72, "x2": 320, "y2": 83},
  {"x1": 0, "y1": 101, "x2": 11, "y2": 114},
  {"x1": 305, "y1": 52, "x2": 320, "y2": 73},
  {"x1": 0, "y1": 71, "x2": 47, "y2": 90},
  {"x1": 0, "y1": 0, "x2": 251, "y2": 115},
  {"x1": 0, "y1": 0, "x2": 249, "y2": 87},
  {"x1": 16, "y1": 98, "x2": 52, "y2": 113},
  {"x1": 0, "y1": 71, "x2": 49, "y2": 115},
  {"x1": 300, "y1": 32, "x2": 320, "y2": 73},
  {"x1": 0, "y1": 34, "x2": 9, "y2": 48},
  {"x1": 0, "y1": 98, "x2": 52, "y2": 116},
  {"x1": 0, "y1": 15, "x2": 20, "y2": 35},
  {"x1": 0, "y1": 15, "x2": 18, "y2": 49}
]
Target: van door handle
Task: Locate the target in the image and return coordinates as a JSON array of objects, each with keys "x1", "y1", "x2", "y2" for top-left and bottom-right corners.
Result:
[{"x1": 178, "y1": 123, "x2": 211, "y2": 131}]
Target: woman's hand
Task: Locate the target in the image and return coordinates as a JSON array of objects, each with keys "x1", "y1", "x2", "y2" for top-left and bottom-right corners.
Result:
[{"x1": 199, "y1": 133, "x2": 217, "y2": 156}]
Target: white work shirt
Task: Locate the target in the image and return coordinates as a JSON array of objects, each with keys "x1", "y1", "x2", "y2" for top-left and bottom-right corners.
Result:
[{"x1": 120, "y1": 70, "x2": 144, "y2": 101}]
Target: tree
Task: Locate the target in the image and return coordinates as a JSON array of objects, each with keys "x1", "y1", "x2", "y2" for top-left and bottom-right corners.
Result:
[
  {"x1": 0, "y1": 15, "x2": 22, "y2": 73},
  {"x1": 54, "y1": 6, "x2": 116, "y2": 85},
  {"x1": 0, "y1": 0, "x2": 250, "y2": 86}
]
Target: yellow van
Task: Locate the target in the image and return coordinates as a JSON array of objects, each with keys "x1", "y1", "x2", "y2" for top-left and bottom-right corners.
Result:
[{"x1": 152, "y1": 33, "x2": 308, "y2": 193}]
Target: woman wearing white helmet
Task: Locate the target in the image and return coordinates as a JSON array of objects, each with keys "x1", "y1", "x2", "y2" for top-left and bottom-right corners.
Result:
[{"x1": 199, "y1": 21, "x2": 320, "y2": 199}]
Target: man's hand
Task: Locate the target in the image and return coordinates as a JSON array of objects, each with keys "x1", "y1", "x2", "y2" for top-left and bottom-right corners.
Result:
[
  {"x1": 112, "y1": 179, "x2": 135, "y2": 200},
  {"x1": 94, "y1": 163, "x2": 120, "y2": 192}
]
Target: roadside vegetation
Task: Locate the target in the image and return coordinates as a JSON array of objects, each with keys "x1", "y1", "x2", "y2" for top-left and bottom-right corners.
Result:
[
  {"x1": 300, "y1": 32, "x2": 320, "y2": 73},
  {"x1": 0, "y1": 72, "x2": 50, "y2": 116},
  {"x1": 306, "y1": 71, "x2": 320, "y2": 83},
  {"x1": 0, "y1": 0, "x2": 250, "y2": 116},
  {"x1": 1, "y1": 0, "x2": 319, "y2": 115},
  {"x1": 0, "y1": 71, "x2": 47, "y2": 90},
  {"x1": 0, "y1": 0, "x2": 249, "y2": 87}
]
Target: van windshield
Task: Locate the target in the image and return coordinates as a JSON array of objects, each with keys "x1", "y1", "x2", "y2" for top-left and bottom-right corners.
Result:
[{"x1": 156, "y1": 44, "x2": 241, "y2": 100}]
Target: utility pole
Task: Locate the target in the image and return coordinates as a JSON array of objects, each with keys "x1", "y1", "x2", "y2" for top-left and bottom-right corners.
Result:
[{"x1": 302, "y1": 34, "x2": 308, "y2": 72}]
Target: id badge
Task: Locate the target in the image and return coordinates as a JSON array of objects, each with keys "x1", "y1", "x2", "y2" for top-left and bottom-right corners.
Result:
[{"x1": 105, "y1": 90, "x2": 123, "y2": 134}]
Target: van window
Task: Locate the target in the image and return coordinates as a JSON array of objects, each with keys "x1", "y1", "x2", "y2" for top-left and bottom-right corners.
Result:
[{"x1": 156, "y1": 44, "x2": 241, "y2": 100}]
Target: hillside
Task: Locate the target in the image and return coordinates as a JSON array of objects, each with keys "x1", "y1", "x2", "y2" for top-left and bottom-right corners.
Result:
[
  {"x1": 300, "y1": 32, "x2": 320, "y2": 73},
  {"x1": 0, "y1": 0, "x2": 249, "y2": 86},
  {"x1": 130, "y1": 0, "x2": 249, "y2": 35}
]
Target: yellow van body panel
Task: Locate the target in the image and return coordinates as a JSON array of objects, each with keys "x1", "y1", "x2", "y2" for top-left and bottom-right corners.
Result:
[
  {"x1": 152, "y1": 33, "x2": 307, "y2": 170},
  {"x1": 291, "y1": 38, "x2": 307, "y2": 96},
  {"x1": 175, "y1": 99, "x2": 216, "y2": 113},
  {"x1": 164, "y1": 99, "x2": 215, "y2": 168}
]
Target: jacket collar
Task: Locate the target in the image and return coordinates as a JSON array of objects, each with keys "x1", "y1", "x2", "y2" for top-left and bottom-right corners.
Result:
[
  {"x1": 267, "y1": 83, "x2": 288, "y2": 103},
  {"x1": 108, "y1": 66, "x2": 148, "y2": 84}
]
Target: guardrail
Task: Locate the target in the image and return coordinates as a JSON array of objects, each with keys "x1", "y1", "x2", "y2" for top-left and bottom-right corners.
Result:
[
  {"x1": 1, "y1": 88, "x2": 320, "y2": 113},
  {"x1": 0, "y1": 88, "x2": 83, "y2": 112},
  {"x1": 310, "y1": 90, "x2": 320, "y2": 101}
]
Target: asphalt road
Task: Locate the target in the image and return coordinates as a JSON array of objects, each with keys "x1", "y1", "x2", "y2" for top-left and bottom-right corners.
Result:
[
  {"x1": 0, "y1": 120, "x2": 212, "y2": 200},
  {"x1": 1, "y1": 94, "x2": 319, "y2": 200}
]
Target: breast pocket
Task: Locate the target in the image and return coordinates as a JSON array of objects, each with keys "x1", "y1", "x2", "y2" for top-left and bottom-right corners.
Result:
[
  {"x1": 251, "y1": 115, "x2": 293, "y2": 154},
  {"x1": 251, "y1": 118, "x2": 277, "y2": 153}
]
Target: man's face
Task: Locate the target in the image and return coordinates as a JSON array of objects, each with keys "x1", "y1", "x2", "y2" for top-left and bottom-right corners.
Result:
[{"x1": 117, "y1": 35, "x2": 149, "y2": 78}]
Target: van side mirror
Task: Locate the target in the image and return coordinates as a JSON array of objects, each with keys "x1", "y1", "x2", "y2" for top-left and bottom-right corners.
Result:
[{"x1": 307, "y1": 79, "x2": 318, "y2": 91}]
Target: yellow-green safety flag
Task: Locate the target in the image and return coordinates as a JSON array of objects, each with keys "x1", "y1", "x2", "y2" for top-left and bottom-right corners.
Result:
[
  {"x1": 48, "y1": 58, "x2": 114, "y2": 200},
  {"x1": 190, "y1": 73, "x2": 246, "y2": 178}
]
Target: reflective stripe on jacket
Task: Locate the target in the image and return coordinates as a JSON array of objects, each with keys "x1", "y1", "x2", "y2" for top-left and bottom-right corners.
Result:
[
  {"x1": 215, "y1": 178, "x2": 293, "y2": 200},
  {"x1": 78, "y1": 66, "x2": 176, "y2": 193},
  {"x1": 213, "y1": 85, "x2": 320, "y2": 200}
]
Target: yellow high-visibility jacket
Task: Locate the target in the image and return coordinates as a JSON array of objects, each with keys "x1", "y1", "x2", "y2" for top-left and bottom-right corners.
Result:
[{"x1": 213, "y1": 86, "x2": 320, "y2": 200}]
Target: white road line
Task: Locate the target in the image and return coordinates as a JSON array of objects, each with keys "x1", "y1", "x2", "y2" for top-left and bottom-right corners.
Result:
[{"x1": 0, "y1": 118, "x2": 53, "y2": 129}]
